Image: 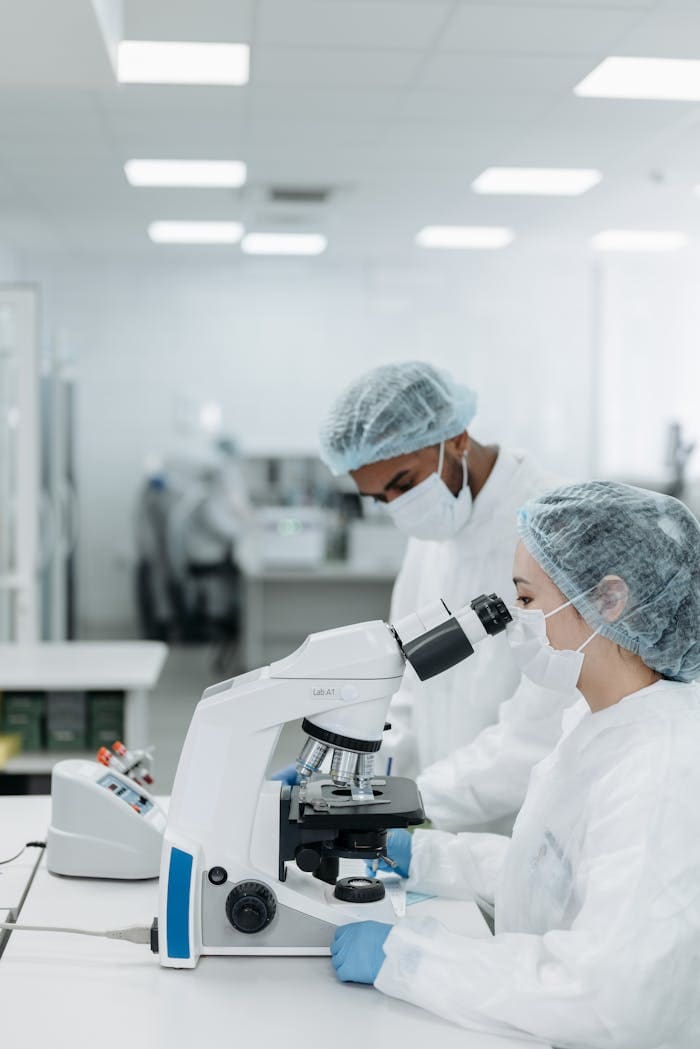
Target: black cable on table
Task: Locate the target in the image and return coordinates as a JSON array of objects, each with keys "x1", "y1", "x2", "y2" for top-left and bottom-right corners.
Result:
[{"x1": 0, "y1": 841, "x2": 46, "y2": 866}]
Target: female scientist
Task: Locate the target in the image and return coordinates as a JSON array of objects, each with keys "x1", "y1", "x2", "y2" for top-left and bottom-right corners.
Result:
[{"x1": 331, "y1": 481, "x2": 700, "y2": 1049}]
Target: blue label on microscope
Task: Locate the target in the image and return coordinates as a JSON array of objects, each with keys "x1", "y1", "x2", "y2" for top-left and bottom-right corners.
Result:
[{"x1": 166, "y1": 848, "x2": 193, "y2": 959}]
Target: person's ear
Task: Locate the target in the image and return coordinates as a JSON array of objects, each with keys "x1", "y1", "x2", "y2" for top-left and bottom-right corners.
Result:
[
  {"x1": 448, "y1": 431, "x2": 469, "y2": 456},
  {"x1": 595, "y1": 575, "x2": 629, "y2": 622}
]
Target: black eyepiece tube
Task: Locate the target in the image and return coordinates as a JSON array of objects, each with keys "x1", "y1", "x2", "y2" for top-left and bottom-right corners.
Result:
[
  {"x1": 402, "y1": 618, "x2": 474, "y2": 682},
  {"x1": 398, "y1": 593, "x2": 511, "y2": 682}
]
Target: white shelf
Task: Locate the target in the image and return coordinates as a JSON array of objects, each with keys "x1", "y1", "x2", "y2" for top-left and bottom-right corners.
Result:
[
  {"x1": 0, "y1": 641, "x2": 167, "y2": 690},
  {"x1": 0, "y1": 642, "x2": 168, "y2": 756}
]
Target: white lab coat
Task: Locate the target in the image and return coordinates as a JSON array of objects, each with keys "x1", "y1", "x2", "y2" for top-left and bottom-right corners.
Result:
[
  {"x1": 386, "y1": 446, "x2": 569, "y2": 831},
  {"x1": 376, "y1": 679, "x2": 700, "y2": 1049}
]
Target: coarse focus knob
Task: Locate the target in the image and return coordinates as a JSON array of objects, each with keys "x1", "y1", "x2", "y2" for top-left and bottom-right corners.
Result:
[{"x1": 225, "y1": 882, "x2": 276, "y2": 934}]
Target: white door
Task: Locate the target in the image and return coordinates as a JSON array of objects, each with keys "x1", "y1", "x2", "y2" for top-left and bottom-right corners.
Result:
[{"x1": 0, "y1": 285, "x2": 40, "y2": 641}]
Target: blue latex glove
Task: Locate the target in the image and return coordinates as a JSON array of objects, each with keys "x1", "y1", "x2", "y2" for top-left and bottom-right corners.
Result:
[
  {"x1": 270, "y1": 764, "x2": 298, "y2": 786},
  {"x1": 365, "y1": 827, "x2": 412, "y2": 878},
  {"x1": 331, "y1": 921, "x2": 392, "y2": 984}
]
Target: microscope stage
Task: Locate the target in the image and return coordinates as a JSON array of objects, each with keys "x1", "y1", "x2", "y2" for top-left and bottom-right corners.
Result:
[{"x1": 288, "y1": 776, "x2": 424, "y2": 829}]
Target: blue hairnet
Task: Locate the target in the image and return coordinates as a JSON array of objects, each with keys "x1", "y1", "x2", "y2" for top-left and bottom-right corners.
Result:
[
  {"x1": 518, "y1": 481, "x2": 700, "y2": 683},
  {"x1": 318, "y1": 361, "x2": 477, "y2": 475}
]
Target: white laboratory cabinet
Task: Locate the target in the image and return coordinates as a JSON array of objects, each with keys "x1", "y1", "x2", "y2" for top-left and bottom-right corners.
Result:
[
  {"x1": 0, "y1": 285, "x2": 41, "y2": 642},
  {"x1": 0, "y1": 286, "x2": 78, "y2": 643}
]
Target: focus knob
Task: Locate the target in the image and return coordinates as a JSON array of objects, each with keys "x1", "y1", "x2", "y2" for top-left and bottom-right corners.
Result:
[
  {"x1": 334, "y1": 876, "x2": 386, "y2": 904},
  {"x1": 225, "y1": 882, "x2": 276, "y2": 934}
]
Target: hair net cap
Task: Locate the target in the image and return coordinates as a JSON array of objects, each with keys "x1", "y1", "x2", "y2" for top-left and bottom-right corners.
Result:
[
  {"x1": 318, "y1": 361, "x2": 477, "y2": 475},
  {"x1": 518, "y1": 480, "x2": 700, "y2": 683}
]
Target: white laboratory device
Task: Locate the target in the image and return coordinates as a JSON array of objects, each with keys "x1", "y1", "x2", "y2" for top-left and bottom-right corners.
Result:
[
  {"x1": 158, "y1": 593, "x2": 511, "y2": 967},
  {"x1": 47, "y1": 760, "x2": 167, "y2": 879},
  {"x1": 252, "y1": 506, "x2": 328, "y2": 567}
]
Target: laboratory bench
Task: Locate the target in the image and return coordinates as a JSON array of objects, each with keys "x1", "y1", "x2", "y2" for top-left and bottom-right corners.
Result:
[
  {"x1": 0, "y1": 794, "x2": 548, "y2": 1049},
  {"x1": 0, "y1": 642, "x2": 167, "y2": 792},
  {"x1": 0, "y1": 795, "x2": 53, "y2": 954},
  {"x1": 241, "y1": 561, "x2": 397, "y2": 669}
]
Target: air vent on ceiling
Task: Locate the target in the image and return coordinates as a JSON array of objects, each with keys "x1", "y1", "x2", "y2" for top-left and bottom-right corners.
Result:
[{"x1": 267, "y1": 186, "x2": 333, "y2": 204}]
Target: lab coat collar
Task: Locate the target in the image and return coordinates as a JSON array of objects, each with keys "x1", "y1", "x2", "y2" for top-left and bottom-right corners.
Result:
[
  {"x1": 467, "y1": 446, "x2": 520, "y2": 526},
  {"x1": 562, "y1": 679, "x2": 700, "y2": 747},
  {"x1": 552, "y1": 680, "x2": 699, "y2": 755}
]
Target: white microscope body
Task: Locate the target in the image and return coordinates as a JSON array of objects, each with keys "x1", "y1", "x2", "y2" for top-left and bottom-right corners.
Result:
[{"x1": 158, "y1": 594, "x2": 510, "y2": 968}]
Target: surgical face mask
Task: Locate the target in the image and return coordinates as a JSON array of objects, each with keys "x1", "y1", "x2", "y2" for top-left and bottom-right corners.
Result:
[
  {"x1": 506, "y1": 596, "x2": 601, "y2": 692},
  {"x1": 385, "y1": 441, "x2": 472, "y2": 541}
]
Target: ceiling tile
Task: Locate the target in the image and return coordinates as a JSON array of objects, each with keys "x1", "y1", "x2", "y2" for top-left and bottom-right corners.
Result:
[
  {"x1": 124, "y1": 0, "x2": 255, "y2": 43},
  {"x1": 441, "y1": 0, "x2": 655, "y2": 7},
  {"x1": 253, "y1": 46, "x2": 423, "y2": 88},
  {"x1": 399, "y1": 88, "x2": 557, "y2": 124},
  {"x1": 102, "y1": 86, "x2": 249, "y2": 119},
  {"x1": 244, "y1": 116, "x2": 384, "y2": 149},
  {"x1": 257, "y1": 0, "x2": 451, "y2": 49},
  {"x1": 0, "y1": 0, "x2": 114, "y2": 87},
  {"x1": 486, "y1": 98, "x2": 698, "y2": 167},
  {"x1": 442, "y1": 4, "x2": 646, "y2": 56},
  {"x1": 248, "y1": 86, "x2": 402, "y2": 121},
  {"x1": 615, "y1": 12, "x2": 700, "y2": 58},
  {"x1": 419, "y1": 52, "x2": 596, "y2": 93}
]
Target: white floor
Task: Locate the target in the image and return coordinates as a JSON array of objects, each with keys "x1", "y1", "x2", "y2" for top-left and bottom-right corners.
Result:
[{"x1": 149, "y1": 645, "x2": 305, "y2": 792}]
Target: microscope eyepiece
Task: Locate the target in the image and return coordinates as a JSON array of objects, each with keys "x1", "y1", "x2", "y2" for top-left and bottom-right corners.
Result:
[
  {"x1": 470, "y1": 592, "x2": 512, "y2": 635},
  {"x1": 400, "y1": 618, "x2": 474, "y2": 682},
  {"x1": 394, "y1": 592, "x2": 511, "y2": 682}
]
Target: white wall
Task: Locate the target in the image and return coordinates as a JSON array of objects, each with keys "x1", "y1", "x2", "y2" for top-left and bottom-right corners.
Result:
[
  {"x1": 598, "y1": 253, "x2": 700, "y2": 484},
  {"x1": 0, "y1": 244, "x2": 18, "y2": 281},
  {"x1": 23, "y1": 244, "x2": 697, "y2": 634}
]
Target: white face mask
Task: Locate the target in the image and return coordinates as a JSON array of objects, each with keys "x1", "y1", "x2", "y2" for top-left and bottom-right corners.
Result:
[
  {"x1": 506, "y1": 597, "x2": 601, "y2": 692},
  {"x1": 386, "y1": 441, "x2": 472, "y2": 541}
]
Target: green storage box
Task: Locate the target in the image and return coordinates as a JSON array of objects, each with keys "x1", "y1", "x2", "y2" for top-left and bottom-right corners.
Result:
[
  {"x1": 88, "y1": 691, "x2": 125, "y2": 750},
  {"x1": 0, "y1": 692, "x2": 46, "y2": 752},
  {"x1": 46, "y1": 691, "x2": 87, "y2": 751}
]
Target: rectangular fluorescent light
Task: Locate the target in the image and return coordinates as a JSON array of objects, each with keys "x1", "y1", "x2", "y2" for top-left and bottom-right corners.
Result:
[
  {"x1": 118, "y1": 41, "x2": 249, "y2": 86},
  {"x1": 416, "y1": 226, "x2": 514, "y2": 250},
  {"x1": 590, "y1": 230, "x2": 688, "y2": 252},
  {"x1": 575, "y1": 57, "x2": 700, "y2": 101},
  {"x1": 125, "y1": 160, "x2": 246, "y2": 188},
  {"x1": 472, "y1": 167, "x2": 601, "y2": 196},
  {"x1": 241, "y1": 233, "x2": 327, "y2": 256},
  {"x1": 148, "y1": 221, "x2": 244, "y2": 244}
]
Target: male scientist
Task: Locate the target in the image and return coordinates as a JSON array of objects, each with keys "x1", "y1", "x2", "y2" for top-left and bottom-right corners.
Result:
[{"x1": 317, "y1": 360, "x2": 572, "y2": 833}]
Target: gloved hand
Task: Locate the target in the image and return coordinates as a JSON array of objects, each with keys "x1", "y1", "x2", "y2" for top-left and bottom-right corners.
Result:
[
  {"x1": 331, "y1": 921, "x2": 392, "y2": 984},
  {"x1": 269, "y1": 764, "x2": 298, "y2": 785},
  {"x1": 365, "y1": 827, "x2": 412, "y2": 878}
]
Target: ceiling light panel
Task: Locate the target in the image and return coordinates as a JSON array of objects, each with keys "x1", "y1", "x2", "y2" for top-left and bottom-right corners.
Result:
[
  {"x1": 472, "y1": 167, "x2": 602, "y2": 196},
  {"x1": 241, "y1": 233, "x2": 327, "y2": 255},
  {"x1": 575, "y1": 56, "x2": 700, "y2": 101},
  {"x1": 125, "y1": 160, "x2": 247, "y2": 188},
  {"x1": 148, "y1": 221, "x2": 244, "y2": 244},
  {"x1": 590, "y1": 229, "x2": 688, "y2": 251},
  {"x1": 416, "y1": 226, "x2": 514, "y2": 249},
  {"x1": 118, "y1": 41, "x2": 249, "y2": 85}
]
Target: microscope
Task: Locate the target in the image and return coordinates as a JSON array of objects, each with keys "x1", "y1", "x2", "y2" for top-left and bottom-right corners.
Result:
[{"x1": 158, "y1": 593, "x2": 510, "y2": 967}]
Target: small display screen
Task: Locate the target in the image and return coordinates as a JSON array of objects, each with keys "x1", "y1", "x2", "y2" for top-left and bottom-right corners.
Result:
[{"x1": 98, "y1": 773, "x2": 153, "y2": 815}]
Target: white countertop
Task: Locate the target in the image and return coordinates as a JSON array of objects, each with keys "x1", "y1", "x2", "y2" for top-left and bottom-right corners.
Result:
[
  {"x1": 241, "y1": 560, "x2": 398, "y2": 582},
  {"x1": 0, "y1": 796, "x2": 546, "y2": 1049},
  {"x1": 0, "y1": 642, "x2": 168, "y2": 690}
]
